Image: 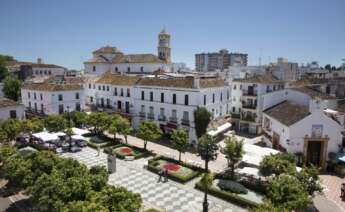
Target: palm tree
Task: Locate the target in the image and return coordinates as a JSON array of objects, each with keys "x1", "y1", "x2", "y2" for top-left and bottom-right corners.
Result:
[{"x1": 197, "y1": 134, "x2": 218, "y2": 212}]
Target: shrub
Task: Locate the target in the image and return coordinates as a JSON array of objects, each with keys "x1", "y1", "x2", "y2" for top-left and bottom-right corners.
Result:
[
  {"x1": 217, "y1": 179, "x2": 248, "y2": 194},
  {"x1": 195, "y1": 181, "x2": 259, "y2": 208},
  {"x1": 259, "y1": 153, "x2": 296, "y2": 176}
]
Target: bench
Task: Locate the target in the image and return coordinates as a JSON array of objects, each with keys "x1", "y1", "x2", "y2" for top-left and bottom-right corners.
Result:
[{"x1": 124, "y1": 156, "x2": 135, "y2": 161}]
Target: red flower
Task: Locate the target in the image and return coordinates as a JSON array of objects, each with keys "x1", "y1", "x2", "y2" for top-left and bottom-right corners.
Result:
[
  {"x1": 163, "y1": 163, "x2": 180, "y2": 171},
  {"x1": 120, "y1": 147, "x2": 133, "y2": 154}
]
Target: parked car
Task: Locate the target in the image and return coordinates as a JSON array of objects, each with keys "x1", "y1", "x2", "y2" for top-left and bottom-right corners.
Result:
[
  {"x1": 62, "y1": 143, "x2": 70, "y2": 151},
  {"x1": 70, "y1": 146, "x2": 82, "y2": 153}
]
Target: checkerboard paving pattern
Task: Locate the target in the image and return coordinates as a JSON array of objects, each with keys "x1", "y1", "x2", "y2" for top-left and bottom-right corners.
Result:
[{"x1": 62, "y1": 148, "x2": 242, "y2": 212}]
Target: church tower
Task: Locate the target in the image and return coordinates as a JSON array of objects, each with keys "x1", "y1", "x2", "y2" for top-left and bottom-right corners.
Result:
[{"x1": 158, "y1": 28, "x2": 171, "y2": 63}]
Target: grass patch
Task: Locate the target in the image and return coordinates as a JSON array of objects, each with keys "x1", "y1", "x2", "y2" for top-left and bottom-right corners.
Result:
[{"x1": 147, "y1": 156, "x2": 202, "y2": 183}]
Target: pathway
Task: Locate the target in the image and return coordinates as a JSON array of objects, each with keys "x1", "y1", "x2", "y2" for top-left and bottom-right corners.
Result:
[
  {"x1": 319, "y1": 174, "x2": 345, "y2": 211},
  {"x1": 61, "y1": 147, "x2": 246, "y2": 212}
]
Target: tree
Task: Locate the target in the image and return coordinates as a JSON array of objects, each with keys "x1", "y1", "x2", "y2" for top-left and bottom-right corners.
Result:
[
  {"x1": 21, "y1": 118, "x2": 44, "y2": 134},
  {"x1": 221, "y1": 136, "x2": 244, "y2": 179},
  {"x1": 194, "y1": 107, "x2": 211, "y2": 138},
  {"x1": 197, "y1": 134, "x2": 218, "y2": 212},
  {"x1": 44, "y1": 115, "x2": 67, "y2": 132},
  {"x1": 171, "y1": 128, "x2": 189, "y2": 162},
  {"x1": 259, "y1": 153, "x2": 296, "y2": 176},
  {"x1": 70, "y1": 111, "x2": 89, "y2": 128},
  {"x1": 89, "y1": 166, "x2": 108, "y2": 192},
  {"x1": 295, "y1": 165, "x2": 323, "y2": 195},
  {"x1": 116, "y1": 117, "x2": 132, "y2": 144},
  {"x1": 0, "y1": 145, "x2": 16, "y2": 163},
  {"x1": 2, "y1": 75, "x2": 21, "y2": 101},
  {"x1": 0, "y1": 119, "x2": 22, "y2": 142},
  {"x1": 88, "y1": 112, "x2": 112, "y2": 135},
  {"x1": 324, "y1": 64, "x2": 332, "y2": 71},
  {"x1": 89, "y1": 185, "x2": 142, "y2": 212},
  {"x1": 268, "y1": 174, "x2": 311, "y2": 211},
  {"x1": 137, "y1": 121, "x2": 162, "y2": 151},
  {"x1": 2, "y1": 154, "x2": 33, "y2": 188},
  {"x1": 63, "y1": 201, "x2": 109, "y2": 212},
  {"x1": 0, "y1": 57, "x2": 9, "y2": 81},
  {"x1": 107, "y1": 115, "x2": 121, "y2": 142}
]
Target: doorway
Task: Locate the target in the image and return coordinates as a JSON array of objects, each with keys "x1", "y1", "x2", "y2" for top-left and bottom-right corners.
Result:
[{"x1": 306, "y1": 141, "x2": 322, "y2": 166}]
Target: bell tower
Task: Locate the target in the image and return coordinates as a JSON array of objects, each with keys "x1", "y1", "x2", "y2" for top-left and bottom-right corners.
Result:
[{"x1": 158, "y1": 28, "x2": 171, "y2": 63}]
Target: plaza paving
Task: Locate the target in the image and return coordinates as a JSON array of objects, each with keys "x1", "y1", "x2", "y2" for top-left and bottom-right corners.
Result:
[{"x1": 61, "y1": 147, "x2": 246, "y2": 212}]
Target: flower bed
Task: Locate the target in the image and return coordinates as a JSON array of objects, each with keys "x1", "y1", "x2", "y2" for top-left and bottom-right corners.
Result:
[
  {"x1": 147, "y1": 156, "x2": 201, "y2": 183},
  {"x1": 104, "y1": 144, "x2": 153, "y2": 159}
]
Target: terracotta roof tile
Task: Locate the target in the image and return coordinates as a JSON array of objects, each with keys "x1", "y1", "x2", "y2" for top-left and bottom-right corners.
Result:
[
  {"x1": 96, "y1": 72, "x2": 140, "y2": 86},
  {"x1": 0, "y1": 98, "x2": 22, "y2": 108},
  {"x1": 264, "y1": 101, "x2": 310, "y2": 126}
]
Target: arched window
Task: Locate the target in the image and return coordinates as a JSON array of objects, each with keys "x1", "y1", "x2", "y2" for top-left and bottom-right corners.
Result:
[
  {"x1": 93, "y1": 66, "x2": 96, "y2": 72},
  {"x1": 115, "y1": 67, "x2": 118, "y2": 72}
]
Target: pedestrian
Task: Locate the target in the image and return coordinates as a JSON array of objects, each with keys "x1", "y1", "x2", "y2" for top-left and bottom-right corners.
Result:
[
  {"x1": 164, "y1": 169, "x2": 169, "y2": 182},
  {"x1": 158, "y1": 169, "x2": 163, "y2": 182},
  {"x1": 97, "y1": 145, "x2": 100, "y2": 156}
]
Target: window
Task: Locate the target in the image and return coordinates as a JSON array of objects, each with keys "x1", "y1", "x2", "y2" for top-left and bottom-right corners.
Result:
[
  {"x1": 227, "y1": 90, "x2": 230, "y2": 100},
  {"x1": 106, "y1": 98, "x2": 110, "y2": 107},
  {"x1": 125, "y1": 101, "x2": 130, "y2": 113},
  {"x1": 140, "y1": 66, "x2": 144, "y2": 72},
  {"x1": 127, "y1": 67, "x2": 130, "y2": 72},
  {"x1": 28, "y1": 92, "x2": 31, "y2": 99},
  {"x1": 160, "y1": 108, "x2": 165, "y2": 116},
  {"x1": 149, "y1": 106, "x2": 154, "y2": 114},
  {"x1": 41, "y1": 104, "x2": 44, "y2": 112},
  {"x1": 173, "y1": 94, "x2": 176, "y2": 104},
  {"x1": 34, "y1": 93, "x2": 37, "y2": 100},
  {"x1": 29, "y1": 101, "x2": 31, "y2": 108},
  {"x1": 40, "y1": 93, "x2": 43, "y2": 100},
  {"x1": 106, "y1": 86, "x2": 109, "y2": 91},
  {"x1": 114, "y1": 88, "x2": 117, "y2": 96},
  {"x1": 48, "y1": 71, "x2": 51, "y2": 75},
  {"x1": 150, "y1": 92, "x2": 153, "y2": 101},
  {"x1": 161, "y1": 93, "x2": 164, "y2": 103},
  {"x1": 232, "y1": 107, "x2": 235, "y2": 113},
  {"x1": 127, "y1": 88, "x2": 130, "y2": 97},
  {"x1": 141, "y1": 91, "x2": 145, "y2": 100},
  {"x1": 204, "y1": 95, "x2": 206, "y2": 105},
  {"x1": 9, "y1": 110, "x2": 16, "y2": 119},
  {"x1": 212, "y1": 93, "x2": 215, "y2": 103},
  {"x1": 172, "y1": 109, "x2": 177, "y2": 118},
  {"x1": 183, "y1": 111, "x2": 189, "y2": 120},
  {"x1": 220, "y1": 93, "x2": 223, "y2": 101},
  {"x1": 115, "y1": 67, "x2": 118, "y2": 72},
  {"x1": 89, "y1": 84, "x2": 91, "y2": 89},
  {"x1": 34, "y1": 103, "x2": 37, "y2": 112},
  {"x1": 98, "y1": 85, "x2": 101, "y2": 90},
  {"x1": 90, "y1": 97, "x2": 93, "y2": 103},
  {"x1": 75, "y1": 93, "x2": 79, "y2": 99},
  {"x1": 120, "y1": 88, "x2": 123, "y2": 96},
  {"x1": 233, "y1": 85, "x2": 237, "y2": 90},
  {"x1": 102, "y1": 85, "x2": 105, "y2": 91},
  {"x1": 93, "y1": 66, "x2": 96, "y2": 72},
  {"x1": 141, "y1": 105, "x2": 145, "y2": 112},
  {"x1": 184, "y1": 95, "x2": 189, "y2": 105},
  {"x1": 59, "y1": 104, "x2": 64, "y2": 114},
  {"x1": 58, "y1": 94, "x2": 63, "y2": 101}
]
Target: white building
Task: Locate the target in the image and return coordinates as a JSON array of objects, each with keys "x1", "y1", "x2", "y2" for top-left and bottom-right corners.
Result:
[
  {"x1": 262, "y1": 101, "x2": 344, "y2": 169},
  {"x1": 132, "y1": 75, "x2": 231, "y2": 143},
  {"x1": 21, "y1": 76, "x2": 85, "y2": 116},
  {"x1": 31, "y1": 58, "x2": 66, "y2": 77},
  {"x1": 268, "y1": 58, "x2": 298, "y2": 82},
  {"x1": 230, "y1": 74, "x2": 285, "y2": 134},
  {"x1": 84, "y1": 29, "x2": 171, "y2": 75},
  {"x1": 0, "y1": 98, "x2": 25, "y2": 120}
]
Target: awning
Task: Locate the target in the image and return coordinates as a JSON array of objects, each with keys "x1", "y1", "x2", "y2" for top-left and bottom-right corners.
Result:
[
  {"x1": 71, "y1": 134, "x2": 87, "y2": 141},
  {"x1": 72, "y1": 127, "x2": 90, "y2": 136},
  {"x1": 32, "y1": 132, "x2": 60, "y2": 142},
  {"x1": 207, "y1": 122, "x2": 232, "y2": 137}
]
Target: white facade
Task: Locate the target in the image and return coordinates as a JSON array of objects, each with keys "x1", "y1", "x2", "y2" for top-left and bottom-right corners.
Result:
[
  {"x1": 84, "y1": 63, "x2": 169, "y2": 75},
  {"x1": 32, "y1": 66, "x2": 66, "y2": 77},
  {"x1": 0, "y1": 104, "x2": 25, "y2": 120},
  {"x1": 132, "y1": 83, "x2": 231, "y2": 143},
  {"x1": 21, "y1": 88, "x2": 85, "y2": 115}
]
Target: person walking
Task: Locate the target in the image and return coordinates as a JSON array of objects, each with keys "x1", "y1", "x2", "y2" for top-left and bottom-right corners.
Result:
[
  {"x1": 164, "y1": 169, "x2": 169, "y2": 182},
  {"x1": 97, "y1": 145, "x2": 100, "y2": 156},
  {"x1": 158, "y1": 169, "x2": 163, "y2": 182}
]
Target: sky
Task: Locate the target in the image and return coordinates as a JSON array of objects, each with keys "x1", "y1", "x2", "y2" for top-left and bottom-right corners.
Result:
[{"x1": 0, "y1": 0, "x2": 344, "y2": 70}]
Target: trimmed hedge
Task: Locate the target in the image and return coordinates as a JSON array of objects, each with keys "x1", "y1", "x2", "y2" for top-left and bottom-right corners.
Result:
[
  {"x1": 195, "y1": 181, "x2": 259, "y2": 208},
  {"x1": 103, "y1": 144, "x2": 153, "y2": 159},
  {"x1": 147, "y1": 156, "x2": 202, "y2": 183},
  {"x1": 217, "y1": 179, "x2": 248, "y2": 194}
]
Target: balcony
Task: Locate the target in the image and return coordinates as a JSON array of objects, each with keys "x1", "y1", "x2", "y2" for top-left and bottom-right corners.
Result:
[
  {"x1": 158, "y1": 115, "x2": 166, "y2": 121},
  {"x1": 139, "y1": 111, "x2": 146, "y2": 118},
  {"x1": 242, "y1": 104, "x2": 257, "y2": 110},
  {"x1": 147, "y1": 113, "x2": 155, "y2": 120},
  {"x1": 181, "y1": 119, "x2": 190, "y2": 126},
  {"x1": 241, "y1": 115, "x2": 256, "y2": 122},
  {"x1": 169, "y1": 116, "x2": 178, "y2": 124},
  {"x1": 242, "y1": 90, "x2": 258, "y2": 97},
  {"x1": 230, "y1": 113, "x2": 241, "y2": 119}
]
